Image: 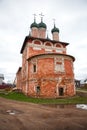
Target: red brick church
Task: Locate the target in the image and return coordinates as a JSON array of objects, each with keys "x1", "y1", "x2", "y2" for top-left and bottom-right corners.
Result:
[{"x1": 16, "y1": 14, "x2": 75, "y2": 98}]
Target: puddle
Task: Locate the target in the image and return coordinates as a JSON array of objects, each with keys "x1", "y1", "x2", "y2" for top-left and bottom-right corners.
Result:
[
  {"x1": 76, "y1": 104, "x2": 87, "y2": 110},
  {"x1": 42, "y1": 104, "x2": 87, "y2": 110},
  {"x1": 6, "y1": 109, "x2": 23, "y2": 115},
  {"x1": 42, "y1": 104, "x2": 75, "y2": 109}
]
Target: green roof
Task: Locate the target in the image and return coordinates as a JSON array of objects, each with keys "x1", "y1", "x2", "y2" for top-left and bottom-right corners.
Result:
[
  {"x1": 38, "y1": 21, "x2": 47, "y2": 29},
  {"x1": 30, "y1": 21, "x2": 38, "y2": 28},
  {"x1": 51, "y1": 25, "x2": 59, "y2": 33}
]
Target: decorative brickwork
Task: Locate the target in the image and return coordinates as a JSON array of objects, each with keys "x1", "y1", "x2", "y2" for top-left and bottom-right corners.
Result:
[{"x1": 16, "y1": 18, "x2": 75, "y2": 98}]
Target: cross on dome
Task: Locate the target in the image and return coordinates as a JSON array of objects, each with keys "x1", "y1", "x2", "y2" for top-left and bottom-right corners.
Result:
[
  {"x1": 33, "y1": 13, "x2": 37, "y2": 22},
  {"x1": 30, "y1": 13, "x2": 38, "y2": 28},
  {"x1": 53, "y1": 18, "x2": 56, "y2": 27},
  {"x1": 39, "y1": 12, "x2": 44, "y2": 22},
  {"x1": 51, "y1": 18, "x2": 59, "y2": 33}
]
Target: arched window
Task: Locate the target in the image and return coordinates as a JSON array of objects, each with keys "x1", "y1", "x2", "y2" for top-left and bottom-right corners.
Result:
[
  {"x1": 44, "y1": 42, "x2": 53, "y2": 47},
  {"x1": 55, "y1": 43, "x2": 63, "y2": 48},
  {"x1": 33, "y1": 40, "x2": 42, "y2": 50},
  {"x1": 33, "y1": 40, "x2": 42, "y2": 45}
]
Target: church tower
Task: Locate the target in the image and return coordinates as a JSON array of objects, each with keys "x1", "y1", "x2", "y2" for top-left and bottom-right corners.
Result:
[
  {"x1": 30, "y1": 14, "x2": 39, "y2": 37},
  {"x1": 30, "y1": 13, "x2": 47, "y2": 39},
  {"x1": 51, "y1": 23, "x2": 59, "y2": 41},
  {"x1": 38, "y1": 13, "x2": 47, "y2": 39}
]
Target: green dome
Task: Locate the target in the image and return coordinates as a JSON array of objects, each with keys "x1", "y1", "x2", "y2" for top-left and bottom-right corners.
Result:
[
  {"x1": 38, "y1": 21, "x2": 47, "y2": 29},
  {"x1": 30, "y1": 21, "x2": 38, "y2": 28},
  {"x1": 51, "y1": 25, "x2": 59, "y2": 33}
]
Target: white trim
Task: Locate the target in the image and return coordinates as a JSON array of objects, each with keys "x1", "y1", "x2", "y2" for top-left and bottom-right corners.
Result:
[
  {"x1": 33, "y1": 47, "x2": 41, "y2": 50},
  {"x1": 45, "y1": 48, "x2": 52, "y2": 52},
  {"x1": 54, "y1": 57, "x2": 65, "y2": 72},
  {"x1": 56, "y1": 49, "x2": 62, "y2": 53},
  {"x1": 27, "y1": 41, "x2": 66, "y2": 53}
]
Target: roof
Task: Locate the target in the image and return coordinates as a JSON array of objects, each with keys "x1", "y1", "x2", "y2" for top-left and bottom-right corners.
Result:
[
  {"x1": 20, "y1": 36, "x2": 69, "y2": 53},
  {"x1": 51, "y1": 25, "x2": 59, "y2": 33},
  {"x1": 30, "y1": 21, "x2": 38, "y2": 28},
  {"x1": 38, "y1": 21, "x2": 47, "y2": 29},
  {"x1": 27, "y1": 53, "x2": 75, "y2": 62},
  {"x1": 0, "y1": 84, "x2": 10, "y2": 89},
  {"x1": 75, "y1": 79, "x2": 81, "y2": 82},
  {"x1": 16, "y1": 67, "x2": 22, "y2": 74},
  {"x1": 0, "y1": 74, "x2": 4, "y2": 79}
]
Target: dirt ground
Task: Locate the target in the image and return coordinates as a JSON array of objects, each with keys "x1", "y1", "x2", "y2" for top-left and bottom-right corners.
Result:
[{"x1": 0, "y1": 97, "x2": 87, "y2": 130}]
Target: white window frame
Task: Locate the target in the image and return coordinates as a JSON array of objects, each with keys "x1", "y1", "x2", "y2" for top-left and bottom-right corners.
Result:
[{"x1": 54, "y1": 57, "x2": 64, "y2": 72}]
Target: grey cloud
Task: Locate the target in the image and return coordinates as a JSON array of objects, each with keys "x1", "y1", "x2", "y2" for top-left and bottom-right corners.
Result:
[{"x1": 0, "y1": 0, "x2": 87, "y2": 82}]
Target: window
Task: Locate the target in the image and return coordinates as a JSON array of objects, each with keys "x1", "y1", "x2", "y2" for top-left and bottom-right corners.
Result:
[
  {"x1": 55, "y1": 62, "x2": 62, "y2": 71},
  {"x1": 55, "y1": 58, "x2": 64, "y2": 72},
  {"x1": 31, "y1": 59, "x2": 37, "y2": 73},
  {"x1": 36, "y1": 86, "x2": 40, "y2": 93},
  {"x1": 33, "y1": 64, "x2": 36, "y2": 72}
]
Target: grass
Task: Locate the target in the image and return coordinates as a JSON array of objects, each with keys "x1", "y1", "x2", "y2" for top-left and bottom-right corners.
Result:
[
  {"x1": 77, "y1": 88, "x2": 87, "y2": 92},
  {"x1": 0, "y1": 92, "x2": 87, "y2": 104}
]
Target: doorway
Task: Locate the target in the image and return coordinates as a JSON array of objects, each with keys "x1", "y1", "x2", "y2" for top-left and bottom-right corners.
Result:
[
  {"x1": 36, "y1": 86, "x2": 40, "y2": 93},
  {"x1": 59, "y1": 87, "x2": 64, "y2": 96}
]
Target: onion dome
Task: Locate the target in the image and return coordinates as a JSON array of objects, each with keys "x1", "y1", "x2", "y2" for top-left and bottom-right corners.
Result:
[
  {"x1": 38, "y1": 13, "x2": 47, "y2": 29},
  {"x1": 38, "y1": 21, "x2": 47, "y2": 29},
  {"x1": 30, "y1": 19, "x2": 38, "y2": 28},
  {"x1": 51, "y1": 24, "x2": 59, "y2": 33}
]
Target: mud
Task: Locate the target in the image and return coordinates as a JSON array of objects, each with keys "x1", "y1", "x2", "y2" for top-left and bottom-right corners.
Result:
[{"x1": 0, "y1": 97, "x2": 87, "y2": 130}]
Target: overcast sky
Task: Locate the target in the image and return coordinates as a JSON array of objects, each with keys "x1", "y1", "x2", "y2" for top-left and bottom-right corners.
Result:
[{"x1": 0, "y1": 0, "x2": 87, "y2": 83}]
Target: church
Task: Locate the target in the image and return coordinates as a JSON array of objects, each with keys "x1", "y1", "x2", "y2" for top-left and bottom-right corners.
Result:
[{"x1": 16, "y1": 14, "x2": 75, "y2": 98}]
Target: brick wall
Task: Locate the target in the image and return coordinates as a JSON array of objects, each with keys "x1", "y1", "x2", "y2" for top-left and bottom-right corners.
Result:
[
  {"x1": 17, "y1": 34, "x2": 75, "y2": 98},
  {"x1": 27, "y1": 54, "x2": 75, "y2": 98}
]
